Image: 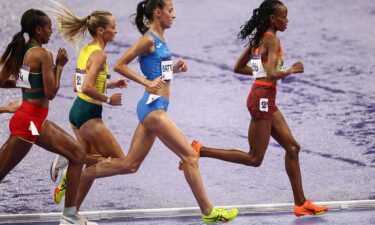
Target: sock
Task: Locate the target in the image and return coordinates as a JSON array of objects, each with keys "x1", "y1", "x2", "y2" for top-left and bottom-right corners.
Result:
[{"x1": 63, "y1": 207, "x2": 77, "y2": 217}]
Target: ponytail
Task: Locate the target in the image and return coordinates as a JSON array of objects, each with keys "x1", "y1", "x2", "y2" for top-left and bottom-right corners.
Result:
[
  {"x1": 0, "y1": 8, "x2": 47, "y2": 85},
  {"x1": 131, "y1": 0, "x2": 167, "y2": 34},
  {"x1": 47, "y1": 0, "x2": 112, "y2": 46},
  {"x1": 134, "y1": 1, "x2": 148, "y2": 34},
  {"x1": 0, "y1": 32, "x2": 26, "y2": 85}
]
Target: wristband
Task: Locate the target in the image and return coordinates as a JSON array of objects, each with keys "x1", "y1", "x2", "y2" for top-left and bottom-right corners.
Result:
[{"x1": 106, "y1": 97, "x2": 110, "y2": 104}]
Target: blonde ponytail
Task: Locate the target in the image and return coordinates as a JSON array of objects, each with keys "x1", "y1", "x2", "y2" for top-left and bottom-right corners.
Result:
[{"x1": 47, "y1": 0, "x2": 112, "y2": 46}]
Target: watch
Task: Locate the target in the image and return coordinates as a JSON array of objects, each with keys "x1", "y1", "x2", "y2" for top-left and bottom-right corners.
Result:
[{"x1": 106, "y1": 97, "x2": 110, "y2": 104}]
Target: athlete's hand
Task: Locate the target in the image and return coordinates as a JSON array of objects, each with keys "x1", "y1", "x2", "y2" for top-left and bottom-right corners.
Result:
[
  {"x1": 110, "y1": 78, "x2": 128, "y2": 89},
  {"x1": 145, "y1": 76, "x2": 166, "y2": 89},
  {"x1": 6, "y1": 101, "x2": 19, "y2": 113},
  {"x1": 173, "y1": 60, "x2": 188, "y2": 73},
  {"x1": 109, "y1": 93, "x2": 122, "y2": 106},
  {"x1": 56, "y1": 48, "x2": 68, "y2": 67},
  {"x1": 290, "y1": 61, "x2": 304, "y2": 74}
]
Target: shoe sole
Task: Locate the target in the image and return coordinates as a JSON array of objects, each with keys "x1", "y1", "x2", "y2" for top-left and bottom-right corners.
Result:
[{"x1": 50, "y1": 158, "x2": 59, "y2": 182}]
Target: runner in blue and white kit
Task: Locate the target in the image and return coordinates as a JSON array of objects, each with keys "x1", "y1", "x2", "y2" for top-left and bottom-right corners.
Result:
[{"x1": 81, "y1": 0, "x2": 238, "y2": 223}]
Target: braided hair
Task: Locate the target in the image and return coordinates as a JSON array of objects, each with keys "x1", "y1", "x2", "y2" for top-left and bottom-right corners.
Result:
[{"x1": 238, "y1": 0, "x2": 284, "y2": 48}]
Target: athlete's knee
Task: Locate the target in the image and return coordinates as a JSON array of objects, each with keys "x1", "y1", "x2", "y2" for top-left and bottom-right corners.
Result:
[
  {"x1": 119, "y1": 161, "x2": 141, "y2": 174},
  {"x1": 180, "y1": 148, "x2": 199, "y2": 168},
  {"x1": 183, "y1": 154, "x2": 199, "y2": 168},
  {"x1": 249, "y1": 158, "x2": 263, "y2": 167},
  {"x1": 244, "y1": 154, "x2": 263, "y2": 167},
  {"x1": 66, "y1": 144, "x2": 86, "y2": 165},
  {"x1": 287, "y1": 143, "x2": 301, "y2": 158}
]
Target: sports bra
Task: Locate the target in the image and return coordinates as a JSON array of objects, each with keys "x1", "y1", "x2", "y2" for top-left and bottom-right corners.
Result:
[
  {"x1": 138, "y1": 31, "x2": 173, "y2": 81},
  {"x1": 16, "y1": 44, "x2": 45, "y2": 99}
]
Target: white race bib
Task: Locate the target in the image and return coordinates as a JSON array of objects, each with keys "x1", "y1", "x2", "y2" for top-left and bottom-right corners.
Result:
[
  {"x1": 146, "y1": 94, "x2": 161, "y2": 105},
  {"x1": 161, "y1": 57, "x2": 173, "y2": 80},
  {"x1": 249, "y1": 56, "x2": 267, "y2": 79},
  {"x1": 29, "y1": 121, "x2": 40, "y2": 136},
  {"x1": 259, "y1": 98, "x2": 269, "y2": 112},
  {"x1": 16, "y1": 65, "x2": 31, "y2": 88},
  {"x1": 75, "y1": 69, "x2": 86, "y2": 92}
]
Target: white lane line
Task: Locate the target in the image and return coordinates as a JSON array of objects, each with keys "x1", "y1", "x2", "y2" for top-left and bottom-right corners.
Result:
[{"x1": 1, "y1": 200, "x2": 375, "y2": 224}]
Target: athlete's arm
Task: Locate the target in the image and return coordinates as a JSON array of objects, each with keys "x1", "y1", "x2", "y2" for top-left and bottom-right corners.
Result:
[
  {"x1": 41, "y1": 48, "x2": 68, "y2": 99},
  {"x1": 0, "y1": 80, "x2": 17, "y2": 88},
  {"x1": 73, "y1": 73, "x2": 77, "y2": 92},
  {"x1": 0, "y1": 101, "x2": 19, "y2": 113},
  {"x1": 266, "y1": 37, "x2": 303, "y2": 80},
  {"x1": 234, "y1": 45, "x2": 253, "y2": 75},
  {"x1": 114, "y1": 35, "x2": 166, "y2": 89},
  {"x1": 106, "y1": 78, "x2": 127, "y2": 89},
  {"x1": 81, "y1": 51, "x2": 121, "y2": 105},
  {"x1": 81, "y1": 51, "x2": 108, "y2": 102}
]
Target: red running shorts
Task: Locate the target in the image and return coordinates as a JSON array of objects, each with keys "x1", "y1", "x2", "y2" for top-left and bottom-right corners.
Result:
[
  {"x1": 9, "y1": 100, "x2": 48, "y2": 143},
  {"x1": 247, "y1": 80, "x2": 278, "y2": 120}
]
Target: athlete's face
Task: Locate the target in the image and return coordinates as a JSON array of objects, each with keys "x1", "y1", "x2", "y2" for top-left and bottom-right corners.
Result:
[
  {"x1": 38, "y1": 17, "x2": 52, "y2": 44},
  {"x1": 102, "y1": 16, "x2": 118, "y2": 42},
  {"x1": 158, "y1": 0, "x2": 176, "y2": 29},
  {"x1": 272, "y1": 5, "x2": 289, "y2": 32}
]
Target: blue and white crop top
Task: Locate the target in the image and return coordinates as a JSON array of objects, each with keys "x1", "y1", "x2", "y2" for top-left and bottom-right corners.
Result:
[{"x1": 139, "y1": 31, "x2": 173, "y2": 81}]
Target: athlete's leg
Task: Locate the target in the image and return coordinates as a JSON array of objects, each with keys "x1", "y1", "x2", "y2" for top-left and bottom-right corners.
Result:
[
  {"x1": 82, "y1": 122, "x2": 156, "y2": 179},
  {"x1": 69, "y1": 126, "x2": 95, "y2": 210},
  {"x1": 270, "y1": 110, "x2": 306, "y2": 206},
  {"x1": 72, "y1": 125, "x2": 105, "y2": 165},
  {"x1": 35, "y1": 120, "x2": 85, "y2": 208},
  {"x1": 75, "y1": 119, "x2": 126, "y2": 209},
  {"x1": 144, "y1": 110, "x2": 213, "y2": 215},
  {"x1": 79, "y1": 119, "x2": 125, "y2": 159},
  {"x1": 0, "y1": 136, "x2": 33, "y2": 181},
  {"x1": 200, "y1": 118, "x2": 272, "y2": 167}
]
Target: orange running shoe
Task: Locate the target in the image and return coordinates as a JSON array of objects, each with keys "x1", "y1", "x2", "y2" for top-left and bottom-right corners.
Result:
[
  {"x1": 294, "y1": 200, "x2": 328, "y2": 217},
  {"x1": 178, "y1": 140, "x2": 202, "y2": 171}
]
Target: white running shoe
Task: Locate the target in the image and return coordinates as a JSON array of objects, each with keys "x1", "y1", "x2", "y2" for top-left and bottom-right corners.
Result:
[
  {"x1": 59, "y1": 213, "x2": 98, "y2": 225},
  {"x1": 50, "y1": 155, "x2": 69, "y2": 182}
]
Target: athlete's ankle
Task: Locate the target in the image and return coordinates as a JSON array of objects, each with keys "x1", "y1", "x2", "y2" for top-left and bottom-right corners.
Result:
[
  {"x1": 63, "y1": 206, "x2": 77, "y2": 217},
  {"x1": 295, "y1": 198, "x2": 307, "y2": 206},
  {"x1": 202, "y1": 205, "x2": 214, "y2": 216}
]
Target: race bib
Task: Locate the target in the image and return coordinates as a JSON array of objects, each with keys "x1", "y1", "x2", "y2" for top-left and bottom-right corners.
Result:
[
  {"x1": 75, "y1": 69, "x2": 86, "y2": 92},
  {"x1": 259, "y1": 98, "x2": 269, "y2": 112},
  {"x1": 250, "y1": 56, "x2": 266, "y2": 78},
  {"x1": 161, "y1": 57, "x2": 173, "y2": 80},
  {"x1": 29, "y1": 121, "x2": 39, "y2": 136},
  {"x1": 16, "y1": 65, "x2": 31, "y2": 88},
  {"x1": 146, "y1": 94, "x2": 161, "y2": 105}
]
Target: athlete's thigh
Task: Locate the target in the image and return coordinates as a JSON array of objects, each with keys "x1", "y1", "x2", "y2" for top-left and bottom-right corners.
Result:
[
  {"x1": 144, "y1": 110, "x2": 193, "y2": 159},
  {"x1": 71, "y1": 124, "x2": 94, "y2": 155},
  {"x1": 35, "y1": 120, "x2": 83, "y2": 159},
  {"x1": 0, "y1": 136, "x2": 33, "y2": 174},
  {"x1": 248, "y1": 118, "x2": 273, "y2": 158},
  {"x1": 270, "y1": 110, "x2": 298, "y2": 150},
  {"x1": 79, "y1": 118, "x2": 125, "y2": 158}
]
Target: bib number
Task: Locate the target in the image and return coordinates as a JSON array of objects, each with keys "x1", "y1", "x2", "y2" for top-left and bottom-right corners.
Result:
[
  {"x1": 161, "y1": 57, "x2": 173, "y2": 80},
  {"x1": 250, "y1": 56, "x2": 266, "y2": 78},
  {"x1": 75, "y1": 69, "x2": 86, "y2": 92},
  {"x1": 16, "y1": 65, "x2": 31, "y2": 88},
  {"x1": 259, "y1": 98, "x2": 269, "y2": 112}
]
